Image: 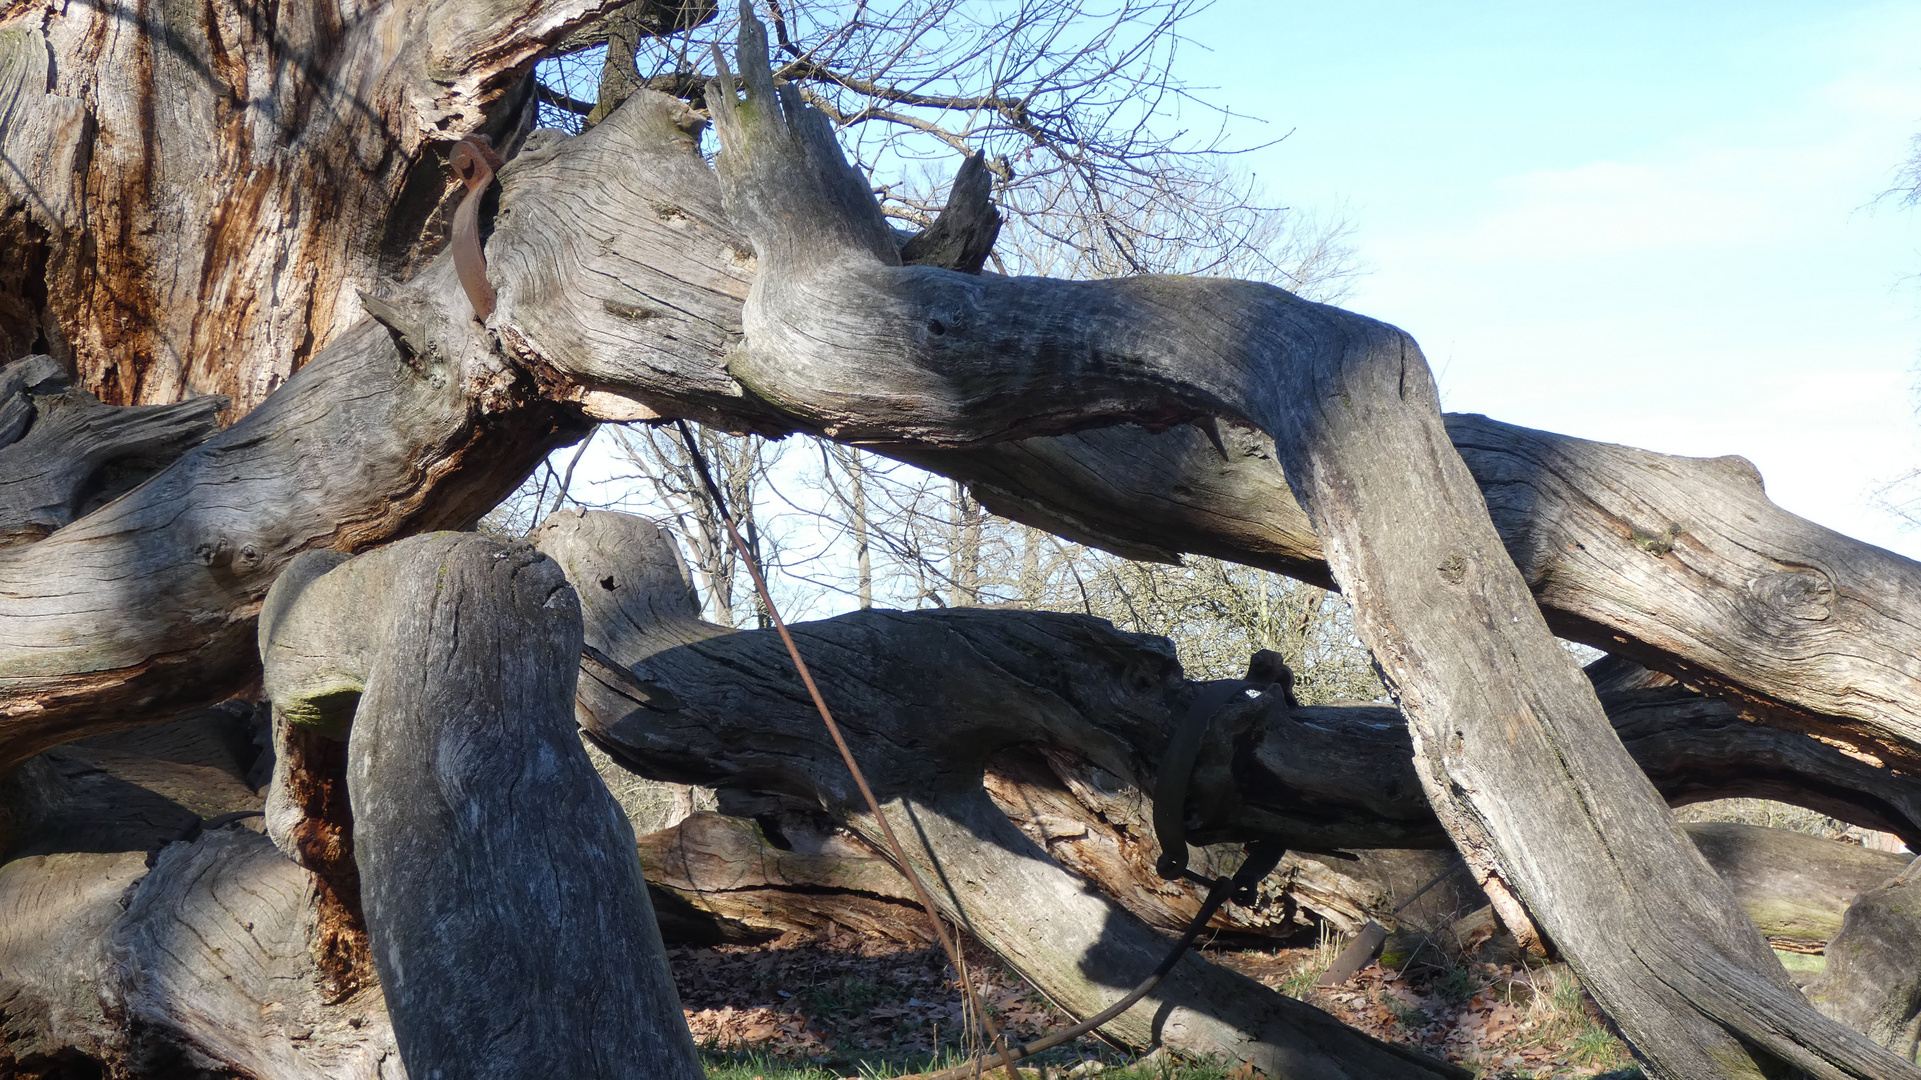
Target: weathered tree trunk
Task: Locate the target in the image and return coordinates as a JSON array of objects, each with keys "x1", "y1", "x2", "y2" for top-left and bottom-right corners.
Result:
[
  {"x1": 636, "y1": 809, "x2": 938, "y2": 946},
  {"x1": 0, "y1": 0, "x2": 634, "y2": 755},
  {"x1": 539, "y1": 506, "x2": 1921, "y2": 1076},
  {"x1": 687, "y1": 19, "x2": 1912, "y2": 1074},
  {"x1": 536, "y1": 507, "x2": 1467, "y2": 1079},
  {"x1": 0, "y1": 354, "x2": 228, "y2": 547},
  {"x1": 258, "y1": 533, "x2": 700, "y2": 1080},
  {"x1": 7, "y1": 0, "x2": 1921, "y2": 1074},
  {"x1": 548, "y1": 507, "x2": 1921, "y2": 960},
  {"x1": 0, "y1": 0, "x2": 622, "y2": 412},
  {"x1": 0, "y1": 253, "x2": 589, "y2": 764},
  {"x1": 3, "y1": 509, "x2": 1917, "y2": 1074},
  {"x1": 0, "y1": 711, "x2": 404, "y2": 1078},
  {"x1": 1810, "y1": 858, "x2": 1921, "y2": 1060},
  {"x1": 1687, "y1": 823, "x2": 1911, "y2": 955},
  {"x1": 8, "y1": 50, "x2": 1921, "y2": 810}
]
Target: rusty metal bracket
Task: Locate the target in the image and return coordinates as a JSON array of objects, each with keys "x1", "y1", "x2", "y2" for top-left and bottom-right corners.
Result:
[{"x1": 450, "y1": 135, "x2": 505, "y2": 322}]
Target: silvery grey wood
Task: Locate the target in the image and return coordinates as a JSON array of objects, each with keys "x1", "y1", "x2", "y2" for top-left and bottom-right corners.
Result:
[
  {"x1": 0, "y1": 834, "x2": 404, "y2": 1078},
  {"x1": 483, "y1": 81, "x2": 1921, "y2": 791},
  {"x1": 259, "y1": 532, "x2": 700, "y2": 1080},
  {"x1": 0, "y1": 255, "x2": 588, "y2": 769},
  {"x1": 0, "y1": 356, "x2": 64, "y2": 449},
  {"x1": 681, "y1": 14, "x2": 1914, "y2": 1074},
  {"x1": 4, "y1": 0, "x2": 1921, "y2": 1071},
  {"x1": 538, "y1": 506, "x2": 1464, "y2": 1079},
  {"x1": 113, "y1": 829, "x2": 403, "y2": 1079},
  {"x1": 0, "y1": 356, "x2": 226, "y2": 547},
  {"x1": 1811, "y1": 860, "x2": 1921, "y2": 1060}
]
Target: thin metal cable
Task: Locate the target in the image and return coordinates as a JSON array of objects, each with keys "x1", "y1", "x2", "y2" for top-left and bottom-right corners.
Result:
[{"x1": 672, "y1": 420, "x2": 1020, "y2": 1080}]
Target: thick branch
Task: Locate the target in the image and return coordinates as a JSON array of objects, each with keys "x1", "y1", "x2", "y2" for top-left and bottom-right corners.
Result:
[
  {"x1": 0, "y1": 259, "x2": 588, "y2": 770},
  {"x1": 0, "y1": 357, "x2": 226, "y2": 547},
  {"x1": 485, "y1": 83, "x2": 1921, "y2": 791},
  {"x1": 683, "y1": 15, "x2": 1912, "y2": 1075},
  {"x1": 534, "y1": 508, "x2": 1463, "y2": 1079},
  {"x1": 258, "y1": 533, "x2": 698, "y2": 1080},
  {"x1": 542, "y1": 509, "x2": 1921, "y2": 1077}
]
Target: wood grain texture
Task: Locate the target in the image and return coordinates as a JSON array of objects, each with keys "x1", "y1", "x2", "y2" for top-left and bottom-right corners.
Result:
[
  {"x1": 1810, "y1": 861, "x2": 1921, "y2": 1060},
  {"x1": 0, "y1": 831, "x2": 403, "y2": 1077},
  {"x1": 636, "y1": 809, "x2": 936, "y2": 946},
  {"x1": 0, "y1": 357, "x2": 226, "y2": 547},
  {"x1": 684, "y1": 17, "x2": 1913, "y2": 1074},
  {"x1": 0, "y1": 850, "x2": 147, "y2": 1070},
  {"x1": 538, "y1": 508, "x2": 1464, "y2": 1079},
  {"x1": 0, "y1": 0, "x2": 614, "y2": 412},
  {"x1": 113, "y1": 829, "x2": 403, "y2": 1080},
  {"x1": 259, "y1": 532, "x2": 701, "y2": 1080},
  {"x1": 484, "y1": 83, "x2": 1921, "y2": 792},
  {"x1": 0, "y1": 256, "x2": 587, "y2": 768}
]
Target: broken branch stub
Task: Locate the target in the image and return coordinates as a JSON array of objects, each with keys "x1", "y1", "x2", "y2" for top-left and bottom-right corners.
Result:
[
  {"x1": 702, "y1": 9, "x2": 1916, "y2": 1076},
  {"x1": 258, "y1": 533, "x2": 699, "y2": 1080}
]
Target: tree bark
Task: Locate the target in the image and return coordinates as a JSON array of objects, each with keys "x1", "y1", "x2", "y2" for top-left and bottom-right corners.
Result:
[
  {"x1": 0, "y1": 750, "x2": 404, "y2": 1079},
  {"x1": 0, "y1": 355, "x2": 227, "y2": 547},
  {"x1": 1810, "y1": 859, "x2": 1921, "y2": 1060},
  {"x1": 685, "y1": 18, "x2": 1916, "y2": 1074},
  {"x1": 539, "y1": 506, "x2": 1921, "y2": 1077},
  {"x1": 537, "y1": 507, "x2": 1466, "y2": 1079},
  {"x1": 0, "y1": 0, "x2": 622, "y2": 412},
  {"x1": 473, "y1": 75, "x2": 1921, "y2": 784},
  {"x1": 0, "y1": 254, "x2": 588, "y2": 769},
  {"x1": 6, "y1": 1, "x2": 1921, "y2": 1073},
  {"x1": 258, "y1": 532, "x2": 700, "y2": 1080}
]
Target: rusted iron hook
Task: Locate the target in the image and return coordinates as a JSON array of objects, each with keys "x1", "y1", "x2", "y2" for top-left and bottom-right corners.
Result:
[{"x1": 450, "y1": 135, "x2": 505, "y2": 322}]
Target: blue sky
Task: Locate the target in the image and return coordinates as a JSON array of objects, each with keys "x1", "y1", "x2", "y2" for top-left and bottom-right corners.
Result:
[{"x1": 1181, "y1": 0, "x2": 1921, "y2": 555}]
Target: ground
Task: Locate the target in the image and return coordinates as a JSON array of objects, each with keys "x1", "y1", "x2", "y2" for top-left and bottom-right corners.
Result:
[{"x1": 671, "y1": 919, "x2": 1648, "y2": 1080}]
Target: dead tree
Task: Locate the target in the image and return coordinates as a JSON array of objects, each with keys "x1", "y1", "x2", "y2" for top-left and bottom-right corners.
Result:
[
  {"x1": 6, "y1": 0, "x2": 1921, "y2": 1076},
  {"x1": 258, "y1": 533, "x2": 699, "y2": 1079}
]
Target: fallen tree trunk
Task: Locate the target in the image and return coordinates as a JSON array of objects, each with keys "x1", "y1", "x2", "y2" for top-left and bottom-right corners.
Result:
[
  {"x1": 636, "y1": 808, "x2": 937, "y2": 946},
  {"x1": 539, "y1": 507, "x2": 1921, "y2": 1077},
  {"x1": 2, "y1": 2, "x2": 1918, "y2": 1072},
  {"x1": 258, "y1": 532, "x2": 701, "y2": 1080},
  {"x1": 5, "y1": 703, "x2": 1908, "y2": 1076},
  {"x1": 0, "y1": 0, "x2": 602, "y2": 762},
  {"x1": 546, "y1": 506, "x2": 1921, "y2": 964},
  {"x1": 689, "y1": 21, "x2": 1910, "y2": 1073},
  {"x1": 0, "y1": 814, "x2": 401, "y2": 1078},
  {"x1": 535, "y1": 508, "x2": 1468, "y2": 1079},
  {"x1": 6, "y1": 54, "x2": 1921, "y2": 820},
  {"x1": 475, "y1": 83, "x2": 1921, "y2": 786},
  {"x1": 0, "y1": 256, "x2": 588, "y2": 767},
  {"x1": 546, "y1": 510, "x2": 1921, "y2": 863}
]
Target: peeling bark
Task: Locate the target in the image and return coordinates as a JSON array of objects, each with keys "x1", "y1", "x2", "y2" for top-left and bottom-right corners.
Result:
[{"x1": 0, "y1": 0, "x2": 619, "y2": 411}]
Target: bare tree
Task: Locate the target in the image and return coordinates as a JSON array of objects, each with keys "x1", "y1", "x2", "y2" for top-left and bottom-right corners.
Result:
[{"x1": 8, "y1": 1, "x2": 1921, "y2": 1078}]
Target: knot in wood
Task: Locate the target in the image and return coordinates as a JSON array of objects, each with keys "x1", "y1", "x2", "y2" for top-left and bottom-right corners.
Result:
[{"x1": 1747, "y1": 568, "x2": 1835, "y2": 622}]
